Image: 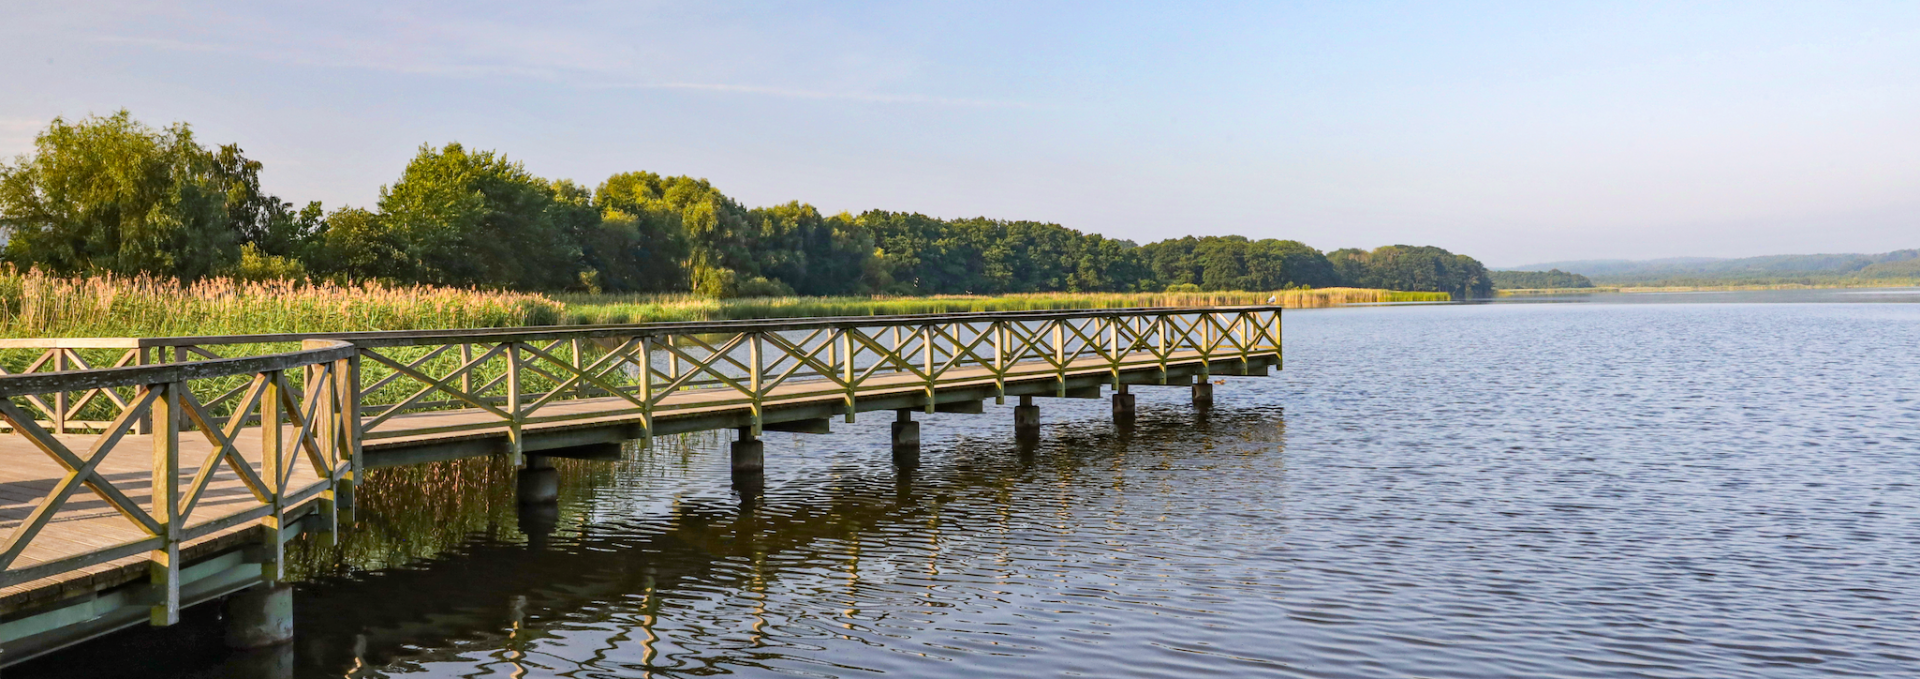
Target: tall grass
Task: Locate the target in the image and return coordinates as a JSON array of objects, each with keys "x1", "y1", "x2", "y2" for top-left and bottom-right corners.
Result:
[
  {"x1": 0, "y1": 266, "x2": 1444, "y2": 341},
  {"x1": 551, "y1": 287, "x2": 1447, "y2": 324},
  {"x1": 0, "y1": 267, "x2": 564, "y2": 338}
]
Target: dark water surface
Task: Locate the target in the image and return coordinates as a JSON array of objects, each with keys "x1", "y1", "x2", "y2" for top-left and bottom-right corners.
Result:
[{"x1": 25, "y1": 297, "x2": 1920, "y2": 677}]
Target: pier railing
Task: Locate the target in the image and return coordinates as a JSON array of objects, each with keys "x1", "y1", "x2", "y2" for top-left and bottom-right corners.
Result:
[
  {"x1": 1, "y1": 306, "x2": 1279, "y2": 444},
  {"x1": 0, "y1": 306, "x2": 1278, "y2": 616},
  {"x1": 0, "y1": 341, "x2": 357, "y2": 621}
]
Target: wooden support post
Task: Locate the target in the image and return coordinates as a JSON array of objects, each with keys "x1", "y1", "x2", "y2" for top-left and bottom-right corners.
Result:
[
  {"x1": 340, "y1": 353, "x2": 362, "y2": 511},
  {"x1": 1052, "y1": 321, "x2": 1066, "y2": 397},
  {"x1": 639, "y1": 336, "x2": 655, "y2": 435},
  {"x1": 506, "y1": 342, "x2": 524, "y2": 467},
  {"x1": 993, "y1": 322, "x2": 1008, "y2": 405},
  {"x1": 571, "y1": 338, "x2": 585, "y2": 398},
  {"x1": 52, "y1": 349, "x2": 66, "y2": 434},
  {"x1": 459, "y1": 343, "x2": 474, "y2": 395},
  {"x1": 842, "y1": 329, "x2": 857, "y2": 423},
  {"x1": 260, "y1": 370, "x2": 285, "y2": 583},
  {"x1": 135, "y1": 345, "x2": 153, "y2": 434},
  {"x1": 1192, "y1": 374, "x2": 1214, "y2": 406},
  {"x1": 922, "y1": 325, "x2": 935, "y2": 414},
  {"x1": 1113, "y1": 383, "x2": 1135, "y2": 421},
  {"x1": 749, "y1": 333, "x2": 763, "y2": 436},
  {"x1": 148, "y1": 381, "x2": 181, "y2": 627}
]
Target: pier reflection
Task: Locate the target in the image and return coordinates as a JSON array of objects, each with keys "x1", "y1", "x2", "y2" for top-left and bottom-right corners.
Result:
[{"x1": 16, "y1": 404, "x2": 1283, "y2": 679}]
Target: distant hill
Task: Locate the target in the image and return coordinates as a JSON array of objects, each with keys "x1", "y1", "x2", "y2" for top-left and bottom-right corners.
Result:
[{"x1": 1503, "y1": 250, "x2": 1920, "y2": 286}]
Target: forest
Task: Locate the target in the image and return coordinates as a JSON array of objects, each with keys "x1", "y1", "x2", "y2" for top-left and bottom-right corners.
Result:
[
  {"x1": 1490, "y1": 269, "x2": 1594, "y2": 289},
  {"x1": 0, "y1": 112, "x2": 1494, "y2": 299}
]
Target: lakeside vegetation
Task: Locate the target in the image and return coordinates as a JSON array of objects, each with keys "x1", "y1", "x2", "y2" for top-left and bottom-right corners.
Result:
[
  {"x1": 0, "y1": 111, "x2": 1494, "y2": 300},
  {"x1": 1491, "y1": 269, "x2": 1593, "y2": 290},
  {"x1": 0, "y1": 267, "x2": 1439, "y2": 339}
]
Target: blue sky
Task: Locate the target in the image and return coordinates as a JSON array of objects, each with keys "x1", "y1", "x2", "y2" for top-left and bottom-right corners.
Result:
[{"x1": 3, "y1": 1, "x2": 1917, "y2": 266}]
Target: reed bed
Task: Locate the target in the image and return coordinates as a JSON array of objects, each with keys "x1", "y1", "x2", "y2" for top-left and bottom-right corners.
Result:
[
  {"x1": 0, "y1": 267, "x2": 564, "y2": 339},
  {"x1": 551, "y1": 287, "x2": 1447, "y2": 324}
]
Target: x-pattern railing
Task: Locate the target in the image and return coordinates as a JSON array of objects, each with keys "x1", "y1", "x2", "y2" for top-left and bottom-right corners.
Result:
[
  {"x1": 0, "y1": 340, "x2": 357, "y2": 624},
  {"x1": 0, "y1": 306, "x2": 1277, "y2": 619}
]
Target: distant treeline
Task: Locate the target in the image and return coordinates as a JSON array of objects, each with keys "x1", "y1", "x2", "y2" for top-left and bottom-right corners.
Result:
[
  {"x1": 1490, "y1": 269, "x2": 1594, "y2": 289},
  {"x1": 1516, "y1": 250, "x2": 1920, "y2": 287},
  {"x1": 0, "y1": 111, "x2": 1494, "y2": 298}
]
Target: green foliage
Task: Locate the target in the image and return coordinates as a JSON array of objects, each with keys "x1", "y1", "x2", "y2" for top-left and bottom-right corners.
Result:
[
  {"x1": 1328, "y1": 245, "x2": 1493, "y2": 298},
  {"x1": 1137, "y1": 236, "x2": 1340, "y2": 291},
  {"x1": 224, "y1": 243, "x2": 309, "y2": 282},
  {"x1": 356, "y1": 143, "x2": 577, "y2": 289},
  {"x1": 0, "y1": 111, "x2": 241, "y2": 278},
  {"x1": 1, "y1": 112, "x2": 1502, "y2": 298},
  {"x1": 1491, "y1": 269, "x2": 1593, "y2": 289}
]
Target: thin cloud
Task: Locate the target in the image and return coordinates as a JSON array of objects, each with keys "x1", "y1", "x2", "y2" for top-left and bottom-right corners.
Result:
[
  {"x1": 90, "y1": 33, "x2": 1039, "y2": 110},
  {"x1": 588, "y1": 81, "x2": 1042, "y2": 109}
]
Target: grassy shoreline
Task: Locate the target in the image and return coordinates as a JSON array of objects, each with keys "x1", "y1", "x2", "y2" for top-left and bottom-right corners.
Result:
[{"x1": 0, "y1": 268, "x2": 1446, "y2": 339}]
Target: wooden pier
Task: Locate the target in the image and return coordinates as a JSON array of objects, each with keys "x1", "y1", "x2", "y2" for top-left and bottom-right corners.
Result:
[{"x1": 0, "y1": 306, "x2": 1280, "y2": 665}]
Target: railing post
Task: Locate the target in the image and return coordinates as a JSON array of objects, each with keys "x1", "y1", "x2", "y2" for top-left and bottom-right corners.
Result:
[
  {"x1": 571, "y1": 338, "x2": 585, "y2": 399},
  {"x1": 1052, "y1": 320, "x2": 1066, "y2": 397},
  {"x1": 1108, "y1": 317, "x2": 1121, "y2": 387},
  {"x1": 506, "y1": 342, "x2": 524, "y2": 466},
  {"x1": 52, "y1": 349, "x2": 67, "y2": 434},
  {"x1": 841, "y1": 328, "x2": 857, "y2": 423},
  {"x1": 260, "y1": 370, "x2": 285, "y2": 583},
  {"x1": 1156, "y1": 314, "x2": 1169, "y2": 384},
  {"x1": 147, "y1": 380, "x2": 182, "y2": 626},
  {"x1": 749, "y1": 332, "x2": 763, "y2": 435},
  {"x1": 638, "y1": 336, "x2": 654, "y2": 434},
  {"x1": 459, "y1": 343, "x2": 474, "y2": 395},
  {"x1": 134, "y1": 345, "x2": 153, "y2": 434},
  {"x1": 342, "y1": 353, "x2": 363, "y2": 496},
  {"x1": 992, "y1": 321, "x2": 1006, "y2": 404},
  {"x1": 922, "y1": 324, "x2": 935, "y2": 413}
]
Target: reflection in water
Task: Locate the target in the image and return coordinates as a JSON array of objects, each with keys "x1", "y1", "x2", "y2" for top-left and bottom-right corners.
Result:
[{"x1": 19, "y1": 299, "x2": 1920, "y2": 678}]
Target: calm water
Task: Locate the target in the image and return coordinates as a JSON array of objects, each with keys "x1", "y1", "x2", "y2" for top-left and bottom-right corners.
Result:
[{"x1": 24, "y1": 293, "x2": 1920, "y2": 678}]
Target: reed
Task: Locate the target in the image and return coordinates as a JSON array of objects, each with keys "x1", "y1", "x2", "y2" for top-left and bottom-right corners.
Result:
[
  {"x1": 551, "y1": 287, "x2": 1447, "y2": 324},
  {"x1": 0, "y1": 266, "x2": 564, "y2": 339},
  {"x1": 0, "y1": 267, "x2": 1440, "y2": 341}
]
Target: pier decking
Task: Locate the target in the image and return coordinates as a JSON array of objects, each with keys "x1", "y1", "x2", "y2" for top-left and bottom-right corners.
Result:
[{"x1": 0, "y1": 306, "x2": 1280, "y2": 665}]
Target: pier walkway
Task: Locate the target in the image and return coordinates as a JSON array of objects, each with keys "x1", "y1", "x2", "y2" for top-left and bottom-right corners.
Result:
[{"x1": 0, "y1": 306, "x2": 1281, "y2": 665}]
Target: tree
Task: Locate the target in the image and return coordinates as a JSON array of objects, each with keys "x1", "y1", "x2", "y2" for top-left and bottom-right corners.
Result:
[
  {"x1": 1328, "y1": 245, "x2": 1492, "y2": 298},
  {"x1": 0, "y1": 111, "x2": 240, "y2": 278},
  {"x1": 369, "y1": 144, "x2": 576, "y2": 288}
]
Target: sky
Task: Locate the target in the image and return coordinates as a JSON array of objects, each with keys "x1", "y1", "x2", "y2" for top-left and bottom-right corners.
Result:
[{"x1": 3, "y1": 1, "x2": 1917, "y2": 267}]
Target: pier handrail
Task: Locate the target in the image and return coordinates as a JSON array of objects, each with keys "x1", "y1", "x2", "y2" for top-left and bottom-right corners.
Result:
[
  {"x1": 0, "y1": 306, "x2": 1282, "y2": 441},
  {"x1": 0, "y1": 340, "x2": 358, "y2": 623}
]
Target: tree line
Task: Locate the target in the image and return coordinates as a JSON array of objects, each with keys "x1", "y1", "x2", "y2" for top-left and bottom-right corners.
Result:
[
  {"x1": 0, "y1": 112, "x2": 1494, "y2": 298},
  {"x1": 1489, "y1": 269, "x2": 1593, "y2": 289}
]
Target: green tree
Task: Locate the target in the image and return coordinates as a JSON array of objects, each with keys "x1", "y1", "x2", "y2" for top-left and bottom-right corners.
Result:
[
  {"x1": 367, "y1": 143, "x2": 576, "y2": 288},
  {"x1": 0, "y1": 111, "x2": 242, "y2": 278},
  {"x1": 1329, "y1": 245, "x2": 1492, "y2": 298}
]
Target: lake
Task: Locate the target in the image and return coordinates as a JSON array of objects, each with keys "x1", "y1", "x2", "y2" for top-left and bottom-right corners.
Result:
[{"x1": 23, "y1": 290, "x2": 1920, "y2": 678}]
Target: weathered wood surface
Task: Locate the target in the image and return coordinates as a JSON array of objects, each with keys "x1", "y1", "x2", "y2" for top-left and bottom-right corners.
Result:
[{"x1": 0, "y1": 426, "x2": 324, "y2": 612}]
